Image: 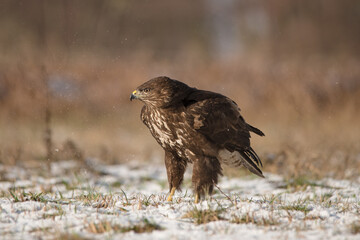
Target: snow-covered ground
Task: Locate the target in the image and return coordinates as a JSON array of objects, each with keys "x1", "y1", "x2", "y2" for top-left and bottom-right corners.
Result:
[{"x1": 0, "y1": 160, "x2": 359, "y2": 240}]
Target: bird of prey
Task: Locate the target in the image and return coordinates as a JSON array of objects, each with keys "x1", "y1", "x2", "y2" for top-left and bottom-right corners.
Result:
[{"x1": 130, "y1": 76, "x2": 265, "y2": 203}]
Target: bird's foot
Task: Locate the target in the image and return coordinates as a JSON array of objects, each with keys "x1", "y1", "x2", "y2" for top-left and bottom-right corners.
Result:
[{"x1": 166, "y1": 187, "x2": 176, "y2": 202}]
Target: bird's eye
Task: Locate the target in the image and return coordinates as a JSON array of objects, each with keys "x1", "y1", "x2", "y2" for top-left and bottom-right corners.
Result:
[{"x1": 143, "y1": 88, "x2": 150, "y2": 93}]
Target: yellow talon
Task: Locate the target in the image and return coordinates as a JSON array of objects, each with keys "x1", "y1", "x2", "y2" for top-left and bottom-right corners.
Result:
[
  {"x1": 194, "y1": 193, "x2": 199, "y2": 204},
  {"x1": 166, "y1": 187, "x2": 176, "y2": 202}
]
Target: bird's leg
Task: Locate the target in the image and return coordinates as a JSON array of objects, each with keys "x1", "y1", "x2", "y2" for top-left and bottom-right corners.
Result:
[
  {"x1": 192, "y1": 157, "x2": 222, "y2": 203},
  {"x1": 166, "y1": 187, "x2": 176, "y2": 201},
  {"x1": 164, "y1": 151, "x2": 187, "y2": 202},
  {"x1": 194, "y1": 193, "x2": 200, "y2": 204}
]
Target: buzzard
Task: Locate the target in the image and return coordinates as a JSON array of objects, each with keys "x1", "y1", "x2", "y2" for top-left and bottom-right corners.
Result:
[{"x1": 130, "y1": 76, "x2": 264, "y2": 203}]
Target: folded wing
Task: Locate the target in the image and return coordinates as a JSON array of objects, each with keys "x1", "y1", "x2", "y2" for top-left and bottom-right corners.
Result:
[{"x1": 184, "y1": 90, "x2": 264, "y2": 177}]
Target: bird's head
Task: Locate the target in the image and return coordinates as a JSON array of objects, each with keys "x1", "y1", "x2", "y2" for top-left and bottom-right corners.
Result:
[{"x1": 130, "y1": 76, "x2": 192, "y2": 108}]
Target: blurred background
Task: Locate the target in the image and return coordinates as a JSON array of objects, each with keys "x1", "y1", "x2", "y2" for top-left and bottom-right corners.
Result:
[{"x1": 0, "y1": 0, "x2": 359, "y2": 179}]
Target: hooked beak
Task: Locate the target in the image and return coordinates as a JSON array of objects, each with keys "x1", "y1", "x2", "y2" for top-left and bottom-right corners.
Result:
[{"x1": 130, "y1": 90, "x2": 137, "y2": 101}]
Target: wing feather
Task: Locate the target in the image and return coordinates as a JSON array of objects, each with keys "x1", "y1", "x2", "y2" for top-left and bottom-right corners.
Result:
[{"x1": 185, "y1": 90, "x2": 250, "y2": 147}]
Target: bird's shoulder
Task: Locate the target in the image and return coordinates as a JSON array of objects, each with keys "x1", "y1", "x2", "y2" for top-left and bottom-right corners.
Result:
[{"x1": 183, "y1": 89, "x2": 241, "y2": 127}]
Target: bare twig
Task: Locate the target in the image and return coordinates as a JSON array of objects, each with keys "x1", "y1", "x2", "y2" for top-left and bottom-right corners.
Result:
[{"x1": 213, "y1": 181, "x2": 234, "y2": 205}]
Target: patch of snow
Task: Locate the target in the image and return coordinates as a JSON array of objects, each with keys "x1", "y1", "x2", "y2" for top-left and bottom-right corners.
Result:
[{"x1": 0, "y1": 162, "x2": 359, "y2": 239}]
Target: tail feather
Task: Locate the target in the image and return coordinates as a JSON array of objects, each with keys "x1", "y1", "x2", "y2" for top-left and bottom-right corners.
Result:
[
  {"x1": 248, "y1": 147, "x2": 263, "y2": 167},
  {"x1": 239, "y1": 148, "x2": 264, "y2": 178},
  {"x1": 219, "y1": 145, "x2": 264, "y2": 178},
  {"x1": 247, "y1": 124, "x2": 265, "y2": 137}
]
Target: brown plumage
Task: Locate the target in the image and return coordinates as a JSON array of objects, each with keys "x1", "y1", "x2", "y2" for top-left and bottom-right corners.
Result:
[{"x1": 130, "y1": 76, "x2": 265, "y2": 202}]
